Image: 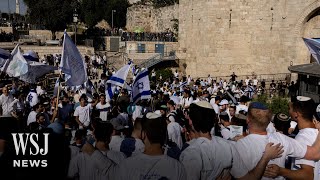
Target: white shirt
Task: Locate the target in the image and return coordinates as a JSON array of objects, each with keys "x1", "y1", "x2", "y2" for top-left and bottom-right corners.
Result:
[
  {"x1": 294, "y1": 128, "x2": 319, "y2": 180},
  {"x1": 174, "y1": 72, "x2": 179, "y2": 78},
  {"x1": 179, "y1": 97, "x2": 193, "y2": 108},
  {"x1": 26, "y1": 91, "x2": 39, "y2": 107},
  {"x1": 68, "y1": 150, "x2": 125, "y2": 180},
  {"x1": 245, "y1": 79, "x2": 250, "y2": 86},
  {"x1": 27, "y1": 111, "x2": 37, "y2": 126},
  {"x1": 96, "y1": 102, "x2": 110, "y2": 121},
  {"x1": 74, "y1": 104, "x2": 92, "y2": 127},
  {"x1": 0, "y1": 94, "x2": 14, "y2": 117},
  {"x1": 290, "y1": 121, "x2": 298, "y2": 130},
  {"x1": 266, "y1": 122, "x2": 276, "y2": 133},
  {"x1": 235, "y1": 132, "x2": 307, "y2": 180},
  {"x1": 109, "y1": 136, "x2": 124, "y2": 152},
  {"x1": 253, "y1": 79, "x2": 258, "y2": 86},
  {"x1": 212, "y1": 103, "x2": 220, "y2": 115},
  {"x1": 236, "y1": 104, "x2": 248, "y2": 114},
  {"x1": 113, "y1": 153, "x2": 187, "y2": 180},
  {"x1": 167, "y1": 122, "x2": 183, "y2": 149},
  {"x1": 180, "y1": 137, "x2": 248, "y2": 180},
  {"x1": 36, "y1": 86, "x2": 45, "y2": 95}
]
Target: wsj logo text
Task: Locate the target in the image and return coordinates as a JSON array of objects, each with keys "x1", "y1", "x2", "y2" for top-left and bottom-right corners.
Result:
[{"x1": 12, "y1": 133, "x2": 49, "y2": 167}]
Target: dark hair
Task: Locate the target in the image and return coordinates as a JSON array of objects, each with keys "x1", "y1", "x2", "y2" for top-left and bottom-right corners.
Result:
[
  {"x1": 141, "y1": 116, "x2": 167, "y2": 145},
  {"x1": 189, "y1": 103, "x2": 217, "y2": 133},
  {"x1": 94, "y1": 122, "x2": 113, "y2": 143},
  {"x1": 273, "y1": 113, "x2": 291, "y2": 135},
  {"x1": 75, "y1": 129, "x2": 86, "y2": 140},
  {"x1": 36, "y1": 112, "x2": 45, "y2": 120},
  {"x1": 167, "y1": 100, "x2": 175, "y2": 106},
  {"x1": 291, "y1": 98, "x2": 316, "y2": 122}
]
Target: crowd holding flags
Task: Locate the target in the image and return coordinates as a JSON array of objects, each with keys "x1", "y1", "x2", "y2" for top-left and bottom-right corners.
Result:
[{"x1": 0, "y1": 31, "x2": 152, "y2": 104}]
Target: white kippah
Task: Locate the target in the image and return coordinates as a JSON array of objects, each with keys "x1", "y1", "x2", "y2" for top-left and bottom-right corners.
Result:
[
  {"x1": 296, "y1": 96, "x2": 311, "y2": 102},
  {"x1": 146, "y1": 112, "x2": 161, "y2": 119}
]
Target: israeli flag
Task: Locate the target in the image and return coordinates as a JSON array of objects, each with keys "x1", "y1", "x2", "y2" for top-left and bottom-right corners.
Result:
[
  {"x1": 303, "y1": 38, "x2": 320, "y2": 64},
  {"x1": 0, "y1": 48, "x2": 10, "y2": 68},
  {"x1": 23, "y1": 50, "x2": 39, "y2": 62},
  {"x1": 1, "y1": 44, "x2": 28, "y2": 77},
  {"x1": 20, "y1": 61, "x2": 57, "y2": 83},
  {"x1": 132, "y1": 69, "x2": 151, "y2": 104},
  {"x1": 107, "y1": 64, "x2": 131, "y2": 87},
  {"x1": 60, "y1": 31, "x2": 87, "y2": 86},
  {"x1": 105, "y1": 83, "x2": 116, "y2": 102}
]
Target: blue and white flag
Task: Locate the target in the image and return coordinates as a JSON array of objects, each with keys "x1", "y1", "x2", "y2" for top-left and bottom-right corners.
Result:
[
  {"x1": 132, "y1": 69, "x2": 151, "y2": 104},
  {"x1": 107, "y1": 64, "x2": 131, "y2": 87},
  {"x1": 105, "y1": 83, "x2": 116, "y2": 102},
  {"x1": 0, "y1": 48, "x2": 10, "y2": 68},
  {"x1": 1, "y1": 44, "x2": 28, "y2": 77},
  {"x1": 20, "y1": 61, "x2": 57, "y2": 83},
  {"x1": 60, "y1": 31, "x2": 87, "y2": 86},
  {"x1": 23, "y1": 50, "x2": 39, "y2": 62},
  {"x1": 303, "y1": 38, "x2": 320, "y2": 64}
]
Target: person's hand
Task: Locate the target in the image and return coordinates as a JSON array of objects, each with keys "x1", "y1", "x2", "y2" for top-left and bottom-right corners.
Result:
[
  {"x1": 264, "y1": 164, "x2": 280, "y2": 178},
  {"x1": 233, "y1": 135, "x2": 244, "y2": 141},
  {"x1": 263, "y1": 143, "x2": 284, "y2": 160},
  {"x1": 82, "y1": 143, "x2": 95, "y2": 155},
  {"x1": 216, "y1": 170, "x2": 232, "y2": 180}
]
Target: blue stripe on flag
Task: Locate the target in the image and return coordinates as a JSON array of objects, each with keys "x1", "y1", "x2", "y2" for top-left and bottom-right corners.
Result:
[
  {"x1": 23, "y1": 55, "x2": 38, "y2": 61},
  {"x1": 134, "y1": 70, "x2": 149, "y2": 83},
  {"x1": 0, "y1": 54, "x2": 9, "y2": 59},
  {"x1": 133, "y1": 91, "x2": 151, "y2": 103},
  {"x1": 107, "y1": 84, "x2": 113, "y2": 100},
  {"x1": 109, "y1": 76, "x2": 125, "y2": 84}
]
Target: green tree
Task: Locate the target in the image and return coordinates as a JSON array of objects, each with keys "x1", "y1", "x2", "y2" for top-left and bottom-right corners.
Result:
[
  {"x1": 80, "y1": 0, "x2": 108, "y2": 28},
  {"x1": 23, "y1": 0, "x2": 75, "y2": 40},
  {"x1": 105, "y1": 0, "x2": 130, "y2": 28}
]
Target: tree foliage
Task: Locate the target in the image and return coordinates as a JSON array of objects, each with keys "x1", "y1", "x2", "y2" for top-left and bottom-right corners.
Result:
[
  {"x1": 104, "y1": 0, "x2": 130, "y2": 28},
  {"x1": 253, "y1": 95, "x2": 290, "y2": 115},
  {"x1": 152, "y1": 0, "x2": 179, "y2": 8},
  {"x1": 23, "y1": 0, "x2": 76, "y2": 39},
  {"x1": 80, "y1": 0, "x2": 108, "y2": 28}
]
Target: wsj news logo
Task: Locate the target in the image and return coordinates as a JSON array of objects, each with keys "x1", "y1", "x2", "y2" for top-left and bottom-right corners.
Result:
[{"x1": 12, "y1": 133, "x2": 49, "y2": 167}]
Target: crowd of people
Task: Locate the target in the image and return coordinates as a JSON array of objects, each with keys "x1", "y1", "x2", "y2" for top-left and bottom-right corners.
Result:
[{"x1": 0, "y1": 67, "x2": 320, "y2": 180}]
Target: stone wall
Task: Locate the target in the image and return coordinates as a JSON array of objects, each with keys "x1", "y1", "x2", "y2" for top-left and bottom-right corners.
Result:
[
  {"x1": 126, "y1": 4, "x2": 178, "y2": 32},
  {"x1": 178, "y1": 0, "x2": 320, "y2": 78},
  {"x1": 0, "y1": 27, "x2": 13, "y2": 33}
]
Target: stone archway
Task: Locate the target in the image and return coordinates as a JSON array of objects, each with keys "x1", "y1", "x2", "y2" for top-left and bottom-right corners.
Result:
[{"x1": 295, "y1": 0, "x2": 320, "y2": 36}]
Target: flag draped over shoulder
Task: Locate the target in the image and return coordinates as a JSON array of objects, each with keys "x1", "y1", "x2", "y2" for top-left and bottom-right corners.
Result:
[
  {"x1": 1, "y1": 44, "x2": 28, "y2": 77},
  {"x1": 303, "y1": 38, "x2": 320, "y2": 64},
  {"x1": 0, "y1": 48, "x2": 10, "y2": 68},
  {"x1": 132, "y1": 69, "x2": 151, "y2": 104},
  {"x1": 60, "y1": 31, "x2": 87, "y2": 86},
  {"x1": 107, "y1": 64, "x2": 131, "y2": 87},
  {"x1": 19, "y1": 61, "x2": 57, "y2": 83}
]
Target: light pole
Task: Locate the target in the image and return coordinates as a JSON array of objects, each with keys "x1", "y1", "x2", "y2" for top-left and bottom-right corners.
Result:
[
  {"x1": 112, "y1": 10, "x2": 116, "y2": 30},
  {"x1": 73, "y1": 9, "x2": 78, "y2": 45}
]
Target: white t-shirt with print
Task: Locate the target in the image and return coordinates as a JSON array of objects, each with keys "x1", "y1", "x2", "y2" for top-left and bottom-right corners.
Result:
[
  {"x1": 74, "y1": 104, "x2": 92, "y2": 127},
  {"x1": 180, "y1": 137, "x2": 248, "y2": 180},
  {"x1": 235, "y1": 132, "x2": 307, "y2": 180},
  {"x1": 294, "y1": 128, "x2": 320, "y2": 180}
]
